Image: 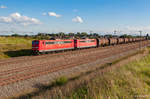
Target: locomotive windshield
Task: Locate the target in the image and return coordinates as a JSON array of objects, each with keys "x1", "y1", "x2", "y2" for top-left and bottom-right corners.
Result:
[{"x1": 32, "y1": 41, "x2": 39, "y2": 45}]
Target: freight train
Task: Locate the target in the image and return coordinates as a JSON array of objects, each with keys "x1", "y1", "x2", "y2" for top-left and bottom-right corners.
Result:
[{"x1": 32, "y1": 37, "x2": 147, "y2": 54}]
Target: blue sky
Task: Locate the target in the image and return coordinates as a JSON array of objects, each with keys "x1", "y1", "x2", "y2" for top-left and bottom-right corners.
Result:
[{"x1": 0, "y1": 0, "x2": 150, "y2": 35}]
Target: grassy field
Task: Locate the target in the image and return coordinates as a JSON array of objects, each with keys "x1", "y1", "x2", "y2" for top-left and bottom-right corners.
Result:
[
  {"x1": 11, "y1": 48, "x2": 150, "y2": 99},
  {"x1": 0, "y1": 37, "x2": 34, "y2": 59},
  {"x1": 76, "y1": 55, "x2": 150, "y2": 99}
]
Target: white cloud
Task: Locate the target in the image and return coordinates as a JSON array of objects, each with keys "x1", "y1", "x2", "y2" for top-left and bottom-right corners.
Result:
[
  {"x1": 72, "y1": 16, "x2": 83, "y2": 23},
  {"x1": 48, "y1": 12, "x2": 61, "y2": 18},
  {"x1": 125, "y1": 26, "x2": 150, "y2": 31},
  {"x1": 0, "y1": 12, "x2": 42, "y2": 26},
  {"x1": 0, "y1": 5, "x2": 7, "y2": 9},
  {"x1": 0, "y1": 17, "x2": 12, "y2": 23}
]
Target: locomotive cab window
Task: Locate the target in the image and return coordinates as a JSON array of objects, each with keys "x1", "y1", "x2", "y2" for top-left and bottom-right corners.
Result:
[{"x1": 32, "y1": 41, "x2": 39, "y2": 45}]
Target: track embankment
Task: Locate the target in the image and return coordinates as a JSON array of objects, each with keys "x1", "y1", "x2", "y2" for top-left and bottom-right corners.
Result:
[{"x1": 0, "y1": 41, "x2": 149, "y2": 98}]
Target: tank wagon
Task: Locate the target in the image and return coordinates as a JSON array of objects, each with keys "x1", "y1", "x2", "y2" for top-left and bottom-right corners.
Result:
[
  {"x1": 108, "y1": 38, "x2": 118, "y2": 45},
  {"x1": 32, "y1": 37, "x2": 147, "y2": 54},
  {"x1": 98, "y1": 38, "x2": 109, "y2": 46},
  {"x1": 117, "y1": 38, "x2": 124, "y2": 44}
]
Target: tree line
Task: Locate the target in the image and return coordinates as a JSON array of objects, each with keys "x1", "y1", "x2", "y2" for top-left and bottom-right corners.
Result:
[{"x1": 0, "y1": 32, "x2": 149, "y2": 40}]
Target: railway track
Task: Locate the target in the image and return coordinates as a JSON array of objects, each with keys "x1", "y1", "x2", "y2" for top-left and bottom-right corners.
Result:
[
  {"x1": 0, "y1": 46, "x2": 119, "y2": 72},
  {"x1": 0, "y1": 44, "x2": 140, "y2": 73},
  {"x1": 0, "y1": 42, "x2": 141, "y2": 66},
  {"x1": 0, "y1": 46, "x2": 114, "y2": 66},
  {"x1": 0, "y1": 42, "x2": 139, "y2": 72},
  {"x1": 0, "y1": 41, "x2": 149, "y2": 86}
]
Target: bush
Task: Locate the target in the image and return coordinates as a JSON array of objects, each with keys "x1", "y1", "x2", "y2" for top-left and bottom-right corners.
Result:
[{"x1": 55, "y1": 76, "x2": 68, "y2": 86}]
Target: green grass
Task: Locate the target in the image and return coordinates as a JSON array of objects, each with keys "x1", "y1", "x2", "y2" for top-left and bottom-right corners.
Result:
[
  {"x1": 68, "y1": 54, "x2": 150, "y2": 99},
  {"x1": 25, "y1": 49, "x2": 150, "y2": 99},
  {"x1": 0, "y1": 37, "x2": 33, "y2": 45},
  {"x1": 0, "y1": 37, "x2": 34, "y2": 59},
  {"x1": 72, "y1": 86, "x2": 88, "y2": 99},
  {"x1": 54, "y1": 76, "x2": 68, "y2": 86}
]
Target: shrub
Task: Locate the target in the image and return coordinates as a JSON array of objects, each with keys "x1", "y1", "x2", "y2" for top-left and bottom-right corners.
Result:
[{"x1": 55, "y1": 76, "x2": 68, "y2": 86}]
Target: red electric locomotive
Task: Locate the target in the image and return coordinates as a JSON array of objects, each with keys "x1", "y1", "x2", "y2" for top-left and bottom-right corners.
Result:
[
  {"x1": 75, "y1": 39, "x2": 97, "y2": 48},
  {"x1": 32, "y1": 39, "x2": 75, "y2": 54},
  {"x1": 32, "y1": 39, "x2": 97, "y2": 54}
]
